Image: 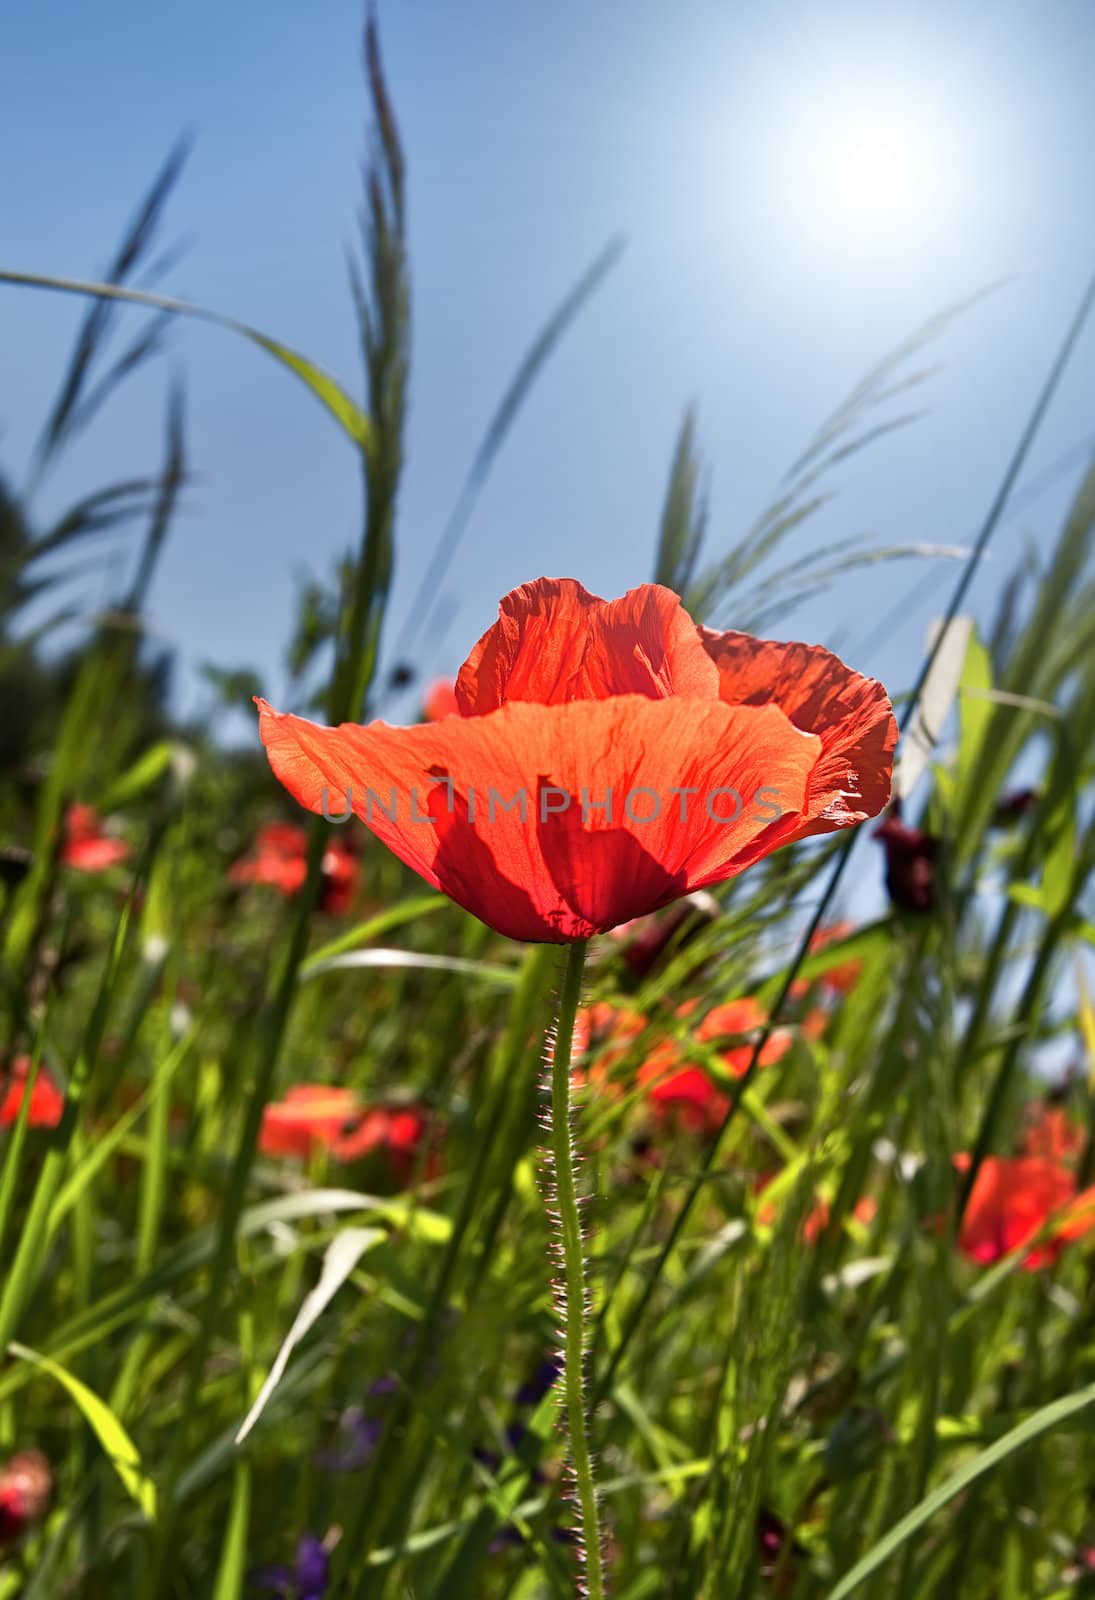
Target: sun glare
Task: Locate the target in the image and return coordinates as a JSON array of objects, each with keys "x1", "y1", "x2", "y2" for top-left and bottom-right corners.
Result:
[
  {"x1": 820, "y1": 124, "x2": 935, "y2": 217},
  {"x1": 780, "y1": 85, "x2": 963, "y2": 257}
]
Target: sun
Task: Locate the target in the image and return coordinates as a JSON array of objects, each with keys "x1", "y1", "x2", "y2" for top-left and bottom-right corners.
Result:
[
  {"x1": 819, "y1": 123, "x2": 936, "y2": 218},
  {"x1": 779, "y1": 86, "x2": 961, "y2": 256}
]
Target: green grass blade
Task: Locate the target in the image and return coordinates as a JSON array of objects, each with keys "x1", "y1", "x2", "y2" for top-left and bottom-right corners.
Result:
[
  {"x1": 0, "y1": 269, "x2": 372, "y2": 454},
  {"x1": 827, "y1": 1380, "x2": 1095, "y2": 1599},
  {"x1": 9, "y1": 1341, "x2": 158, "y2": 1522}
]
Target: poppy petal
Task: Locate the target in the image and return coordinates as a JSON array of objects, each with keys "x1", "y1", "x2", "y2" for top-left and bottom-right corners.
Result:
[
  {"x1": 699, "y1": 628, "x2": 896, "y2": 835},
  {"x1": 959, "y1": 1156, "x2": 1084, "y2": 1269},
  {"x1": 456, "y1": 578, "x2": 720, "y2": 713},
  {"x1": 256, "y1": 693, "x2": 820, "y2": 942}
]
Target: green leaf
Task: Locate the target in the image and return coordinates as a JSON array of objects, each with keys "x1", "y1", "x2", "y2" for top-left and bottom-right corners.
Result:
[
  {"x1": 825, "y1": 1380, "x2": 1095, "y2": 1599},
  {"x1": 48, "y1": 1031, "x2": 194, "y2": 1232},
  {"x1": 754, "y1": 920, "x2": 890, "y2": 1007},
  {"x1": 9, "y1": 1341, "x2": 158, "y2": 1521},
  {"x1": 234, "y1": 1226, "x2": 383, "y2": 1444},
  {"x1": 211, "y1": 1460, "x2": 251, "y2": 1600},
  {"x1": 0, "y1": 1189, "x2": 448, "y2": 1409},
  {"x1": 300, "y1": 948, "x2": 521, "y2": 987},
  {"x1": 97, "y1": 739, "x2": 176, "y2": 811},
  {"x1": 0, "y1": 270, "x2": 372, "y2": 455},
  {"x1": 654, "y1": 408, "x2": 706, "y2": 593},
  {"x1": 1040, "y1": 785, "x2": 1076, "y2": 918},
  {"x1": 954, "y1": 625, "x2": 994, "y2": 817},
  {"x1": 300, "y1": 893, "x2": 445, "y2": 975}
]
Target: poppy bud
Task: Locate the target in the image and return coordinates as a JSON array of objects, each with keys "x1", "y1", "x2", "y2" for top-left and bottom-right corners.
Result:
[
  {"x1": 874, "y1": 802, "x2": 939, "y2": 913},
  {"x1": 991, "y1": 787, "x2": 1039, "y2": 826},
  {"x1": 611, "y1": 892, "x2": 720, "y2": 981},
  {"x1": 756, "y1": 1508, "x2": 806, "y2": 1589}
]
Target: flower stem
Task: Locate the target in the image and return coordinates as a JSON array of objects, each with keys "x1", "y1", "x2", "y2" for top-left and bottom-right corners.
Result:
[{"x1": 547, "y1": 936, "x2": 605, "y2": 1599}]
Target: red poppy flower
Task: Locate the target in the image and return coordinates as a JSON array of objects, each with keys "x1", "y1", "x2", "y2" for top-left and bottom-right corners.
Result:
[
  {"x1": 687, "y1": 998, "x2": 793, "y2": 1075},
  {"x1": 59, "y1": 804, "x2": 130, "y2": 874},
  {"x1": 318, "y1": 838, "x2": 359, "y2": 916},
  {"x1": 330, "y1": 1105, "x2": 437, "y2": 1182},
  {"x1": 573, "y1": 999, "x2": 644, "y2": 1060},
  {"x1": 256, "y1": 579, "x2": 896, "y2": 943},
  {"x1": 571, "y1": 1003, "x2": 647, "y2": 1107},
  {"x1": 423, "y1": 678, "x2": 460, "y2": 722},
  {"x1": 259, "y1": 1085, "x2": 435, "y2": 1182},
  {"x1": 230, "y1": 822, "x2": 311, "y2": 896},
  {"x1": 575, "y1": 996, "x2": 791, "y2": 1134},
  {"x1": 957, "y1": 1155, "x2": 1095, "y2": 1270},
  {"x1": 231, "y1": 823, "x2": 359, "y2": 915},
  {"x1": 0, "y1": 1059, "x2": 64, "y2": 1130},
  {"x1": 0, "y1": 1450, "x2": 51, "y2": 1545},
  {"x1": 259, "y1": 1085, "x2": 362, "y2": 1158}
]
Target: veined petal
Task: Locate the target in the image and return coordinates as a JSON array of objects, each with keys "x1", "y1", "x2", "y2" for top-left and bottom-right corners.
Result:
[
  {"x1": 256, "y1": 693, "x2": 820, "y2": 942},
  {"x1": 456, "y1": 577, "x2": 720, "y2": 713},
  {"x1": 699, "y1": 627, "x2": 896, "y2": 835}
]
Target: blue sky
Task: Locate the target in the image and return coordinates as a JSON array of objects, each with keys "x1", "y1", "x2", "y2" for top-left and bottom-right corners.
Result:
[{"x1": 3, "y1": 0, "x2": 1095, "y2": 745}]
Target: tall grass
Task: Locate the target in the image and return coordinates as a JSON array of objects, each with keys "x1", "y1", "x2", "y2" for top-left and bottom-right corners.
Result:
[{"x1": 2, "y1": 14, "x2": 1095, "y2": 1600}]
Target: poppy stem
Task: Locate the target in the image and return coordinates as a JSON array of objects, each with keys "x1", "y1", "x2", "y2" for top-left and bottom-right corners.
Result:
[{"x1": 546, "y1": 936, "x2": 605, "y2": 1598}]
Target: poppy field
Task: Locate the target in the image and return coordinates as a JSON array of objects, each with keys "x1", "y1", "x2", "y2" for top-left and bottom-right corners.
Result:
[{"x1": 4, "y1": 17, "x2": 1095, "y2": 1600}]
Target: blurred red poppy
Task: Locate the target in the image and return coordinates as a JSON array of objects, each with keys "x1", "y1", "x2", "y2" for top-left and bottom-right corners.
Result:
[
  {"x1": 800, "y1": 1007, "x2": 831, "y2": 1041},
  {"x1": 957, "y1": 1155, "x2": 1095, "y2": 1270},
  {"x1": 572, "y1": 1002, "x2": 645, "y2": 1071},
  {"x1": 259, "y1": 1085, "x2": 362, "y2": 1158},
  {"x1": 259, "y1": 1085, "x2": 435, "y2": 1182},
  {"x1": 1020, "y1": 1104, "x2": 1084, "y2": 1163},
  {"x1": 755, "y1": 1175, "x2": 875, "y2": 1241},
  {"x1": 636, "y1": 999, "x2": 792, "y2": 1130},
  {"x1": 0, "y1": 1450, "x2": 51, "y2": 1545},
  {"x1": 330, "y1": 1105, "x2": 436, "y2": 1182},
  {"x1": 318, "y1": 838, "x2": 359, "y2": 916},
  {"x1": 423, "y1": 678, "x2": 460, "y2": 722},
  {"x1": 0, "y1": 1059, "x2": 64, "y2": 1130},
  {"x1": 230, "y1": 822, "x2": 310, "y2": 896},
  {"x1": 256, "y1": 578, "x2": 895, "y2": 943},
  {"x1": 803, "y1": 1193, "x2": 877, "y2": 1245},
  {"x1": 230, "y1": 822, "x2": 359, "y2": 915},
  {"x1": 574, "y1": 995, "x2": 791, "y2": 1133},
  {"x1": 60, "y1": 804, "x2": 129, "y2": 873},
  {"x1": 687, "y1": 998, "x2": 793, "y2": 1075}
]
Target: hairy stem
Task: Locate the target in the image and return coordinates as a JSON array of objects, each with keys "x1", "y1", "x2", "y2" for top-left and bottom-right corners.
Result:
[{"x1": 546, "y1": 937, "x2": 605, "y2": 1598}]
